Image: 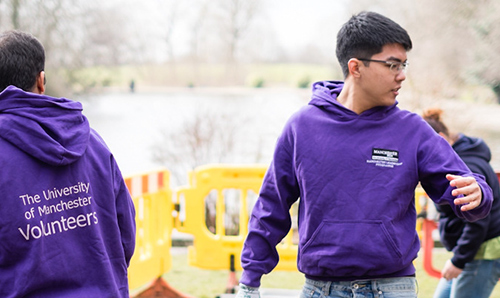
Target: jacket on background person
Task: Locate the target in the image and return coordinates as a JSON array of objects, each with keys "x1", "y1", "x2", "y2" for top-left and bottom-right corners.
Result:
[
  {"x1": 439, "y1": 134, "x2": 500, "y2": 267},
  {"x1": 423, "y1": 108, "x2": 500, "y2": 298}
]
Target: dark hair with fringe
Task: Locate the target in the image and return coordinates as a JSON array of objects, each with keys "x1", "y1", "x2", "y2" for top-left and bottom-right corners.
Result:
[{"x1": 336, "y1": 11, "x2": 412, "y2": 78}]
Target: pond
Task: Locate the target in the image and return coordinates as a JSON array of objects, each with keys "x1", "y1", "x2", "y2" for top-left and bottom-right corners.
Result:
[{"x1": 81, "y1": 88, "x2": 309, "y2": 181}]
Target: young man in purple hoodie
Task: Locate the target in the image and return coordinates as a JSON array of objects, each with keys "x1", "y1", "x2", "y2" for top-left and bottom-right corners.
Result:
[
  {"x1": 236, "y1": 11, "x2": 493, "y2": 298},
  {"x1": 0, "y1": 31, "x2": 136, "y2": 297}
]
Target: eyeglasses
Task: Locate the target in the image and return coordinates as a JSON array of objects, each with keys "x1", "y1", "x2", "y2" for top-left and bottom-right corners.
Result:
[{"x1": 357, "y1": 58, "x2": 408, "y2": 74}]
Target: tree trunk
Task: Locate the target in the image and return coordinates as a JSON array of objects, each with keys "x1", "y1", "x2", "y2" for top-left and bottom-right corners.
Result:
[
  {"x1": 11, "y1": 0, "x2": 20, "y2": 29},
  {"x1": 493, "y1": 83, "x2": 500, "y2": 104}
]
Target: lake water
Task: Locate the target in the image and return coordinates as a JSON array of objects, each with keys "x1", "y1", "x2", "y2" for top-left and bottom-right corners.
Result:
[
  {"x1": 81, "y1": 88, "x2": 310, "y2": 182},
  {"x1": 81, "y1": 88, "x2": 500, "y2": 185}
]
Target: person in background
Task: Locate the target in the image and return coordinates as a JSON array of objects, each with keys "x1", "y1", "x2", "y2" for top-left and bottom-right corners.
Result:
[
  {"x1": 236, "y1": 11, "x2": 493, "y2": 298},
  {"x1": 422, "y1": 108, "x2": 500, "y2": 298},
  {"x1": 130, "y1": 79, "x2": 135, "y2": 93},
  {"x1": 0, "y1": 30, "x2": 136, "y2": 297}
]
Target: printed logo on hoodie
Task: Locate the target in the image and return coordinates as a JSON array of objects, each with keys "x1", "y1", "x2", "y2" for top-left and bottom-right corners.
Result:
[
  {"x1": 367, "y1": 148, "x2": 403, "y2": 168},
  {"x1": 16, "y1": 182, "x2": 98, "y2": 241}
]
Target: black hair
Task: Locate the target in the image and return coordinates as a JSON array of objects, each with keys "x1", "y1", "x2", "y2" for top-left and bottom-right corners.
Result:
[
  {"x1": 336, "y1": 11, "x2": 412, "y2": 78},
  {"x1": 0, "y1": 30, "x2": 45, "y2": 91}
]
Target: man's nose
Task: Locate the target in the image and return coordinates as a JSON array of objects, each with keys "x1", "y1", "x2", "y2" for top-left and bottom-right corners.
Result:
[{"x1": 396, "y1": 70, "x2": 406, "y2": 81}]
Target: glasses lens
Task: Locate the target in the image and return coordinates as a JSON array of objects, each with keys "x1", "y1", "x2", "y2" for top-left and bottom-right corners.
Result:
[{"x1": 390, "y1": 62, "x2": 406, "y2": 73}]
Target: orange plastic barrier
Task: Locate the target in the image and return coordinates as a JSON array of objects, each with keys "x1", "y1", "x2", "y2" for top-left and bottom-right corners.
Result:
[{"x1": 422, "y1": 219, "x2": 441, "y2": 278}]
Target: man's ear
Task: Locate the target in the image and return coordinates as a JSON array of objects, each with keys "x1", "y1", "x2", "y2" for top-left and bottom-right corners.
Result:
[
  {"x1": 34, "y1": 71, "x2": 45, "y2": 94},
  {"x1": 347, "y1": 58, "x2": 362, "y2": 78}
]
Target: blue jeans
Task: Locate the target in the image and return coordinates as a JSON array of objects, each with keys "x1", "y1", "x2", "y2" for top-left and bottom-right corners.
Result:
[
  {"x1": 433, "y1": 259, "x2": 500, "y2": 298},
  {"x1": 300, "y1": 277, "x2": 417, "y2": 298}
]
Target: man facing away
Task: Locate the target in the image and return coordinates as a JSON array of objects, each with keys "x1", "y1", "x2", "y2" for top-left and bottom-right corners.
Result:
[
  {"x1": 236, "y1": 11, "x2": 493, "y2": 298},
  {"x1": 0, "y1": 31, "x2": 136, "y2": 297}
]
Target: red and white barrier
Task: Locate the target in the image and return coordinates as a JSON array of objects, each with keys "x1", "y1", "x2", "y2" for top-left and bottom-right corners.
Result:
[{"x1": 125, "y1": 171, "x2": 166, "y2": 198}]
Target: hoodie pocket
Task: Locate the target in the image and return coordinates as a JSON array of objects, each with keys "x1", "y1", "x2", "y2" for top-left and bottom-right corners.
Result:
[{"x1": 299, "y1": 220, "x2": 404, "y2": 277}]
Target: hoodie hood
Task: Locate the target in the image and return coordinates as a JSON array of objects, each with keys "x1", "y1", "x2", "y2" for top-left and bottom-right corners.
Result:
[
  {"x1": 0, "y1": 86, "x2": 90, "y2": 166},
  {"x1": 452, "y1": 134, "x2": 491, "y2": 163},
  {"x1": 308, "y1": 81, "x2": 399, "y2": 119}
]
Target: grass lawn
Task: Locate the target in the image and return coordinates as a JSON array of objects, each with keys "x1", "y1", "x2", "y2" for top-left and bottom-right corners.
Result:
[{"x1": 159, "y1": 248, "x2": 500, "y2": 298}]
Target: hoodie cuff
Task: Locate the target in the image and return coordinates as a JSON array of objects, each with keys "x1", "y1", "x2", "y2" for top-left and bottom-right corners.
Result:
[
  {"x1": 470, "y1": 183, "x2": 493, "y2": 219},
  {"x1": 239, "y1": 270, "x2": 262, "y2": 288},
  {"x1": 450, "y1": 257, "x2": 466, "y2": 270},
  {"x1": 457, "y1": 179, "x2": 493, "y2": 222}
]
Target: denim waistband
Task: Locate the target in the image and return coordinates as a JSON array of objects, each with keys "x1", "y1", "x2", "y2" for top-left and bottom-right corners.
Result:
[{"x1": 305, "y1": 276, "x2": 417, "y2": 292}]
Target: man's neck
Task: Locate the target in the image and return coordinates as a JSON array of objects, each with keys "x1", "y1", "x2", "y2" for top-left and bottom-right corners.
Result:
[{"x1": 337, "y1": 82, "x2": 365, "y2": 115}]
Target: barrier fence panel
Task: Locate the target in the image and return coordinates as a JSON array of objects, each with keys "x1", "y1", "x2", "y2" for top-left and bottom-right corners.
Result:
[
  {"x1": 174, "y1": 164, "x2": 298, "y2": 272},
  {"x1": 125, "y1": 170, "x2": 174, "y2": 292}
]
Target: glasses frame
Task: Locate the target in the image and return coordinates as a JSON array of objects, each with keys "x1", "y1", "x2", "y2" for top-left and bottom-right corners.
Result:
[{"x1": 357, "y1": 58, "x2": 408, "y2": 73}]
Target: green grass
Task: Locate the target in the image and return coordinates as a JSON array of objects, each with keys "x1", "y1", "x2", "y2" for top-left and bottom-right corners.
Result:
[
  {"x1": 156, "y1": 248, "x2": 500, "y2": 298},
  {"x1": 55, "y1": 63, "x2": 340, "y2": 92}
]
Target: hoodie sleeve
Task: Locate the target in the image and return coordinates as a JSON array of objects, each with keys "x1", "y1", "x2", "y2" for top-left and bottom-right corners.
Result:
[
  {"x1": 451, "y1": 215, "x2": 489, "y2": 268},
  {"x1": 418, "y1": 128, "x2": 492, "y2": 222},
  {"x1": 437, "y1": 202, "x2": 489, "y2": 269},
  {"x1": 112, "y1": 156, "x2": 136, "y2": 266},
  {"x1": 240, "y1": 122, "x2": 300, "y2": 288}
]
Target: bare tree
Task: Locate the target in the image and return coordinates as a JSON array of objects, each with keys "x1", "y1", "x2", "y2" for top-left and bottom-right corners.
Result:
[
  {"x1": 185, "y1": 0, "x2": 210, "y2": 85},
  {"x1": 151, "y1": 108, "x2": 254, "y2": 185},
  {"x1": 342, "y1": 0, "x2": 500, "y2": 105},
  {"x1": 0, "y1": 0, "x2": 136, "y2": 95},
  {"x1": 163, "y1": 0, "x2": 182, "y2": 63},
  {"x1": 403, "y1": 0, "x2": 500, "y2": 103},
  {"x1": 10, "y1": 0, "x2": 20, "y2": 29},
  {"x1": 461, "y1": 0, "x2": 500, "y2": 103},
  {"x1": 189, "y1": 0, "x2": 209, "y2": 62},
  {"x1": 214, "y1": 0, "x2": 261, "y2": 63}
]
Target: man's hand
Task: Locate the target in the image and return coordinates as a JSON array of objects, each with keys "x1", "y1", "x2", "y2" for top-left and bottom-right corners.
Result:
[
  {"x1": 235, "y1": 283, "x2": 260, "y2": 298},
  {"x1": 447, "y1": 174, "x2": 482, "y2": 211},
  {"x1": 441, "y1": 259, "x2": 463, "y2": 281}
]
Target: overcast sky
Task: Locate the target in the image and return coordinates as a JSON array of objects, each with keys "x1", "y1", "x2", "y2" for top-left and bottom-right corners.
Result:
[{"x1": 264, "y1": 0, "x2": 347, "y2": 48}]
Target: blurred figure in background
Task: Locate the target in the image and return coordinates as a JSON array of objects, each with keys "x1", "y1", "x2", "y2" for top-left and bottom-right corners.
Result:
[
  {"x1": 0, "y1": 30, "x2": 135, "y2": 297},
  {"x1": 423, "y1": 108, "x2": 500, "y2": 298}
]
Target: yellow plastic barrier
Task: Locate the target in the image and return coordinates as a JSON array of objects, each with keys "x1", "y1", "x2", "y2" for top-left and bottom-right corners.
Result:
[
  {"x1": 175, "y1": 164, "x2": 298, "y2": 272},
  {"x1": 415, "y1": 187, "x2": 429, "y2": 239},
  {"x1": 125, "y1": 170, "x2": 173, "y2": 292}
]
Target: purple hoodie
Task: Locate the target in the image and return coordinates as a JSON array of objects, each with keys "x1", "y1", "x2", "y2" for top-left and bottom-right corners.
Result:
[
  {"x1": 240, "y1": 81, "x2": 492, "y2": 287},
  {"x1": 0, "y1": 86, "x2": 135, "y2": 297}
]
